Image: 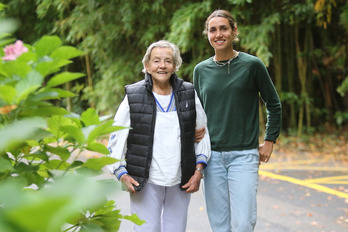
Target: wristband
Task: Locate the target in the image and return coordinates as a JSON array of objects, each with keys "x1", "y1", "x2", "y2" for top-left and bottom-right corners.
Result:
[{"x1": 195, "y1": 168, "x2": 204, "y2": 178}]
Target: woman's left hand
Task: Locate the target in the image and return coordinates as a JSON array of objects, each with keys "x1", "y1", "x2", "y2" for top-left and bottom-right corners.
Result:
[
  {"x1": 259, "y1": 140, "x2": 274, "y2": 164},
  {"x1": 182, "y1": 169, "x2": 203, "y2": 193},
  {"x1": 195, "y1": 127, "x2": 205, "y2": 143}
]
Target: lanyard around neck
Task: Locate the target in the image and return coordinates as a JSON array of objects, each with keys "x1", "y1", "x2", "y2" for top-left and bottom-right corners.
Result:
[{"x1": 154, "y1": 91, "x2": 175, "y2": 112}]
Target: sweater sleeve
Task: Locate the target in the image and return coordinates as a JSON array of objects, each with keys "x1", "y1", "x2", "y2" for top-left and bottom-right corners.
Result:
[
  {"x1": 194, "y1": 90, "x2": 211, "y2": 166},
  {"x1": 106, "y1": 95, "x2": 130, "y2": 179},
  {"x1": 254, "y1": 59, "x2": 282, "y2": 142},
  {"x1": 193, "y1": 66, "x2": 202, "y2": 103}
]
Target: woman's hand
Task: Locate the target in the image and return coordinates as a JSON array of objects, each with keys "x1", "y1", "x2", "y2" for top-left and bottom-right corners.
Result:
[
  {"x1": 259, "y1": 140, "x2": 274, "y2": 165},
  {"x1": 182, "y1": 164, "x2": 204, "y2": 193},
  {"x1": 120, "y1": 174, "x2": 139, "y2": 193},
  {"x1": 195, "y1": 127, "x2": 205, "y2": 143}
]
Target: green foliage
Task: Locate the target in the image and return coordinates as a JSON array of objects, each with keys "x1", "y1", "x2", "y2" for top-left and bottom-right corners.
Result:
[
  {"x1": 337, "y1": 76, "x2": 348, "y2": 96},
  {"x1": 3, "y1": 0, "x2": 348, "y2": 131},
  {"x1": 166, "y1": 1, "x2": 211, "y2": 53},
  {"x1": 239, "y1": 13, "x2": 281, "y2": 66},
  {"x1": 334, "y1": 110, "x2": 348, "y2": 126},
  {"x1": 0, "y1": 8, "x2": 17, "y2": 56},
  {"x1": 0, "y1": 176, "x2": 117, "y2": 232},
  {"x1": 339, "y1": 1, "x2": 348, "y2": 30},
  {"x1": 0, "y1": 34, "x2": 141, "y2": 231}
]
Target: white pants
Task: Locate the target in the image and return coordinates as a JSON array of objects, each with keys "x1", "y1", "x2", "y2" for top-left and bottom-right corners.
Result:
[{"x1": 130, "y1": 183, "x2": 191, "y2": 232}]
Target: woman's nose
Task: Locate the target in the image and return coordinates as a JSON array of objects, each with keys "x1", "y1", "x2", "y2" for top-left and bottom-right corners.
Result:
[
  {"x1": 159, "y1": 61, "x2": 166, "y2": 68},
  {"x1": 216, "y1": 30, "x2": 222, "y2": 37}
]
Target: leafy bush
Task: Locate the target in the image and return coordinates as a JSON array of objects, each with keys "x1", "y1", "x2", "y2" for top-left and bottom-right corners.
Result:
[{"x1": 0, "y1": 35, "x2": 144, "y2": 231}]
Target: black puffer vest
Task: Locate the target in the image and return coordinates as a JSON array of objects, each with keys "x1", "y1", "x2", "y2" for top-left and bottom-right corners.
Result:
[{"x1": 125, "y1": 73, "x2": 196, "y2": 191}]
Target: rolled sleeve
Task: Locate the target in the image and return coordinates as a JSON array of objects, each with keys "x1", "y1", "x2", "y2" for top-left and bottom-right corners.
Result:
[
  {"x1": 106, "y1": 95, "x2": 130, "y2": 176},
  {"x1": 194, "y1": 90, "x2": 211, "y2": 166}
]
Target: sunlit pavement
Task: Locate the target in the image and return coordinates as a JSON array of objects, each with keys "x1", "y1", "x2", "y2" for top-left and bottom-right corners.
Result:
[
  {"x1": 101, "y1": 151, "x2": 348, "y2": 232},
  {"x1": 256, "y1": 152, "x2": 348, "y2": 231}
]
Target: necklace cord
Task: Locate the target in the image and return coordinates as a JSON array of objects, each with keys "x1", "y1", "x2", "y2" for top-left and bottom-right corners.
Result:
[{"x1": 213, "y1": 50, "x2": 237, "y2": 74}]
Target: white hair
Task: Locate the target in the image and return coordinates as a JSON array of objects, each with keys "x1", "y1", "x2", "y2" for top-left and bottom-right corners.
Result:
[{"x1": 142, "y1": 40, "x2": 182, "y2": 73}]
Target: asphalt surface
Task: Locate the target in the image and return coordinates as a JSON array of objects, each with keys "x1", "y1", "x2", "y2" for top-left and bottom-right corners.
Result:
[{"x1": 106, "y1": 152, "x2": 348, "y2": 232}]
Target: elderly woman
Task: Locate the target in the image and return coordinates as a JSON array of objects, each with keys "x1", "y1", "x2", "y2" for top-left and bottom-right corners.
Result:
[{"x1": 107, "y1": 40, "x2": 210, "y2": 232}]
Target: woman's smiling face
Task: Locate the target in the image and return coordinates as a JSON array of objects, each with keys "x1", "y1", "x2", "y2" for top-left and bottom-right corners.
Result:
[
  {"x1": 207, "y1": 17, "x2": 234, "y2": 52},
  {"x1": 145, "y1": 47, "x2": 175, "y2": 85}
]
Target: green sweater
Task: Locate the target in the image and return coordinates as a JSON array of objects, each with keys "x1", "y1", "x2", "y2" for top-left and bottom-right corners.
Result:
[{"x1": 193, "y1": 52, "x2": 281, "y2": 151}]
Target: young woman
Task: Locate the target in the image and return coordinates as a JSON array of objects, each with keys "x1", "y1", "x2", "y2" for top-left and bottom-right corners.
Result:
[
  {"x1": 193, "y1": 10, "x2": 282, "y2": 232},
  {"x1": 107, "y1": 40, "x2": 210, "y2": 232}
]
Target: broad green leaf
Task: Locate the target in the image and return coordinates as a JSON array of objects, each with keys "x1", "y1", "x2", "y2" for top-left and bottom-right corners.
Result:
[
  {"x1": 0, "y1": 175, "x2": 118, "y2": 232},
  {"x1": 47, "y1": 115, "x2": 73, "y2": 138},
  {"x1": 13, "y1": 163, "x2": 44, "y2": 186},
  {"x1": 40, "y1": 88, "x2": 76, "y2": 98},
  {"x1": 23, "y1": 151, "x2": 49, "y2": 162},
  {"x1": 37, "y1": 165, "x2": 50, "y2": 178},
  {"x1": 0, "y1": 18, "x2": 18, "y2": 35},
  {"x1": 87, "y1": 121, "x2": 127, "y2": 144},
  {"x1": 64, "y1": 113, "x2": 83, "y2": 127},
  {"x1": 14, "y1": 162, "x2": 39, "y2": 174},
  {"x1": 0, "y1": 59, "x2": 32, "y2": 78},
  {"x1": 23, "y1": 128, "x2": 53, "y2": 142},
  {"x1": 95, "y1": 200, "x2": 116, "y2": 213},
  {"x1": 16, "y1": 49, "x2": 37, "y2": 63},
  {"x1": 18, "y1": 170, "x2": 44, "y2": 187},
  {"x1": 80, "y1": 223, "x2": 104, "y2": 232},
  {"x1": 68, "y1": 160, "x2": 84, "y2": 170},
  {"x1": 0, "y1": 34, "x2": 15, "y2": 47},
  {"x1": 91, "y1": 210, "x2": 123, "y2": 231},
  {"x1": 60, "y1": 125, "x2": 85, "y2": 144},
  {"x1": 35, "y1": 59, "x2": 71, "y2": 77},
  {"x1": 15, "y1": 71, "x2": 43, "y2": 103},
  {"x1": 7, "y1": 196, "x2": 71, "y2": 231},
  {"x1": 34, "y1": 35, "x2": 62, "y2": 58},
  {"x1": 99, "y1": 114, "x2": 113, "y2": 122},
  {"x1": 86, "y1": 142, "x2": 110, "y2": 155},
  {"x1": 44, "y1": 145, "x2": 71, "y2": 161},
  {"x1": 20, "y1": 107, "x2": 68, "y2": 117},
  {"x1": 123, "y1": 214, "x2": 146, "y2": 225},
  {"x1": 0, "y1": 117, "x2": 46, "y2": 153},
  {"x1": 82, "y1": 125, "x2": 97, "y2": 143},
  {"x1": 81, "y1": 108, "x2": 100, "y2": 126},
  {"x1": 50, "y1": 46, "x2": 84, "y2": 60},
  {"x1": 0, "y1": 156, "x2": 13, "y2": 173},
  {"x1": 337, "y1": 76, "x2": 348, "y2": 96},
  {"x1": 21, "y1": 99, "x2": 52, "y2": 108},
  {"x1": 46, "y1": 72, "x2": 85, "y2": 88},
  {"x1": 0, "y1": 85, "x2": 16, "y2": 104},
  {"x1": 46, "y1": 159, "x2": 70, "y2": 170},
  {"x1": 65, "y1": 212, "x2": 86, "y2": 226},
  {"x1": 31, "y1": 88, "x2": 75, "y2": 101},
  {"x1": 83, "y1": 157, "x2": 118, "y2": 171},
  {"x1": 29, "y1": 90, "x2": 58, "y2": 101},
  {"x1": 25, "y1": 140, "x2": 40, "y2": 147}
]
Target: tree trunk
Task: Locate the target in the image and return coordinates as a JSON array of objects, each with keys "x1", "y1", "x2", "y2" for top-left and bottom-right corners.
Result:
[
  {"x1": 286, "y1": 25, "x2": 297, "y2": 130},
  {"x1": 85, "y1": 53, "x2": 95, "y2": 108},
  {"x1": 273, "y1": 23, "x2": 282, "y2": 93},
  {"x1": 65, "y1": 82, "x2": 71, "y2": 111},
  {"x1": 294, "y1": 23, "x2": 310, "y2": 137}
]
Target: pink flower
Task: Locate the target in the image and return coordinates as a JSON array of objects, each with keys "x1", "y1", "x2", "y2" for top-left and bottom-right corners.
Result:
[{"x1": 2, "y1": 40, "x2": 28, "y2": 61}]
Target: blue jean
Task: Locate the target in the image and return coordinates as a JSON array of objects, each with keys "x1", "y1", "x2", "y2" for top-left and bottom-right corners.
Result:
[{"x1": 204, "y1": 149, "x2": 259, "y2": 232}]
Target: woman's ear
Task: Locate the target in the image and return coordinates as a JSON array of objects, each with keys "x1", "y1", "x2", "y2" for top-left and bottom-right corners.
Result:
[{"x1": 145, "y1": 63, "x2": 150, "y2": 73}]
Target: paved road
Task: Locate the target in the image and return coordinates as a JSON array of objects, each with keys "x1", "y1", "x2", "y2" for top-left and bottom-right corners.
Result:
[{"x1": 106, "y1": 152, "x2": 348, "y2": 232}]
